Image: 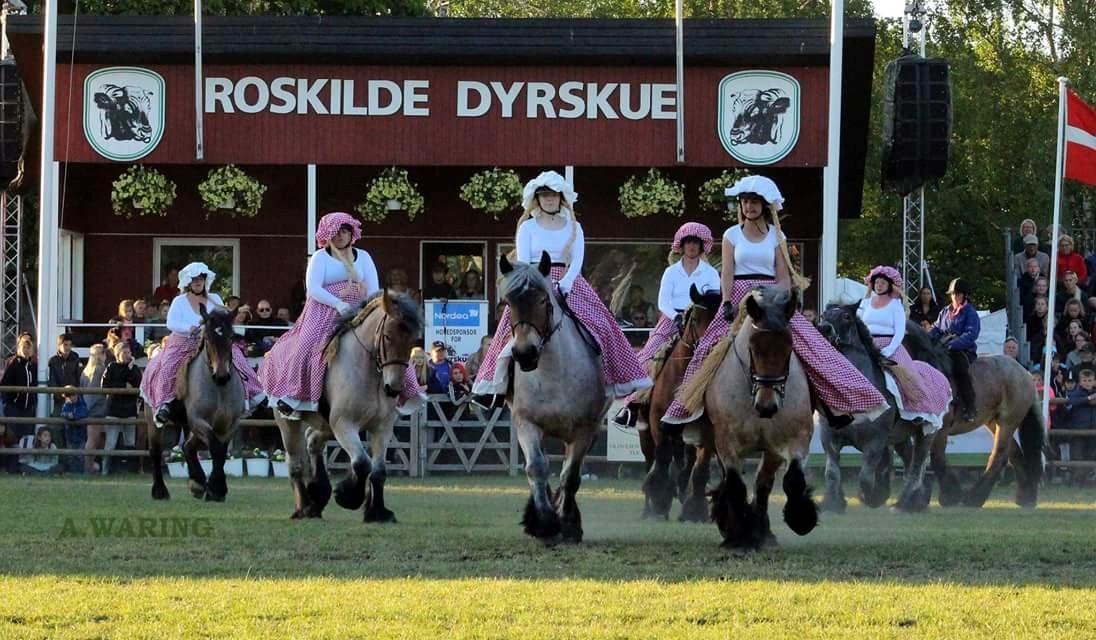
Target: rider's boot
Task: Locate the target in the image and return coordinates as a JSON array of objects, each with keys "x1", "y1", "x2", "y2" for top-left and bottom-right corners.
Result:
[
  {"x1": 470, "y1": 394, "x2": 504, "y2": 411},
  {"x1": 276, "y1": 400, "x2": 302, "y2": 421},
  {"x1": 612, "y1": 403, "x2": 642, "y2": 428}
]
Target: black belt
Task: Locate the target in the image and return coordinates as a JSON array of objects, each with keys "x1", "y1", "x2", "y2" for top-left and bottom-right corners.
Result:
[
  {"x1": 873, "y1": 334, "x2": 894, "y2": 338},
  {"x1": 551, "y1": 262, "x2": 566, "y2": 267},
  {"x1": 736, "y1": 273, "x2": 775, "y2": 280}
]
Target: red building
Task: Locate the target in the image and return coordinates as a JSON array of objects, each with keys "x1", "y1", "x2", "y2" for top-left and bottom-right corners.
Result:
[{"x1": 7, "y1": 16, "x2": 876, "y2": 332}]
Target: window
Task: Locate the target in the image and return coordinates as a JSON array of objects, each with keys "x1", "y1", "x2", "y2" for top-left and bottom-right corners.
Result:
[
  {"x1": 153, "y1": 238, "x2": 240, "y2": 301},
  {"x1": 420, "y1": 241, "x2": 487, "y2": 301}
]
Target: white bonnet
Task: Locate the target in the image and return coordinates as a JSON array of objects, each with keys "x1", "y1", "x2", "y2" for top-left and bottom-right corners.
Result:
[
  {"x1": 725, "y1": 175, "x2": 785, "y2": 211},
  {"x1": 178, "y1": 262, "x2": 216, "y2": 292},
  {"x1": 521, "y1": 171, "x2": 578, "y2": 210}
]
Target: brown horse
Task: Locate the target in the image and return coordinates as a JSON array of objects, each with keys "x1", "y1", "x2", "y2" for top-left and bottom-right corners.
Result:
[
  {"x1": 681, "y1": 286, "x2": 818, "y2": 549},
  {"x1": 641, "y1": 284, "x2": 721, "y2": 522}
]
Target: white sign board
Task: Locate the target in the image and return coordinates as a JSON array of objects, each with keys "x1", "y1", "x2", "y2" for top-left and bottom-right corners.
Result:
[
  {"x1": 424, "y1": 299, "x2": 489, "y2": 361},
  {"x1": 606, "y1": 399, "x2": 647, "y2": 462}
]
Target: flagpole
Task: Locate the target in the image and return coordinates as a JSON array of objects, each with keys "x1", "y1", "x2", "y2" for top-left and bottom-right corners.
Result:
[
  {"x1": 34, "y1": 0, "x2": 59, "y2": 418},
  {"x1": 1042, "y1": 76, "x2": 1069, "y2": 423},
  {"x1": 674, "y1": 0, "x2": 684, "y2": 163},
  {"x1": 194, "y1": 0, "x2": 204, "y2": 160}
]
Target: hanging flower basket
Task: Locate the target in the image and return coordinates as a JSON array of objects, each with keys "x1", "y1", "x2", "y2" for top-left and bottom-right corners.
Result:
[
  {"x1": 110, "y1": 165, "x2": 176, "y2": 218},
  {"x1": 197, "y1": 164, "x2": 267, "y2": 219},
  {"x1": 459, "y1": 167, "x2": 523, "y2": 219},
  {"x1": 698, "y1": 168, "x2": 751, "y2": 218},
  {"x1": 355, "y1": 167, "x2": 425, "y2": 223},
  {"x1": 618, "y1": 168, "x2": 685, "y2": 218}
]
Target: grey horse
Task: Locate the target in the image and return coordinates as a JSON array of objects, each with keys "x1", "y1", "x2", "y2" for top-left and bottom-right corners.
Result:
[
  {"x1": 499, "y1": 252, "x2": 610, "y2": 545},
  {"x1": 149, "y1": 306, "x2": 245, "y2": 502},
  {"x1": 816, "y1": 305, "x2": 936, "y2": 513},
  {"x1": 275, "y1": 291, "x2": 422, "y2": 522}
]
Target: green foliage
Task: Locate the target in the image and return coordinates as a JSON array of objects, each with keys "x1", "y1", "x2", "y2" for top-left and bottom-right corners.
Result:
[
  {"x1": 355, "y1": 167, "x2": 426, "y2": 223},
  {"x1": 39, "y1": 0, "x2": 429, "y2": 16},
  {"x1": 110, "y1": 165, "x2": 177, "y2": 218},
  {"x1": 449, "y1": 0, "x2": 874, "y2": 19},
  {"x1": 619, "y1": 168, "x2": 685, "y2": 218},
  {"x1": 197, "y1": 165, "x2": 267, "y2": 219},
  {"x1": 697, "y1": 168, "x2": 750, "y2": 216},
  {"x1": 459, "y1": 167, "x2": 523, "y2": 218}
]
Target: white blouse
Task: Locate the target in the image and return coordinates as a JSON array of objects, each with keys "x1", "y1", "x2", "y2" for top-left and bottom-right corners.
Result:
[
  {"x1": 515, "y1": 215, "x2": 585, "y2": 293},
  {"x1": 857, "y1": 296, "x2": 906, "y2": 357},
  {"x1": 306, "y1": 248, "x2": 380, "y2": 309},
  {"x1": 657, "y1": 260, "x2": 721, "y2": 318},
  {"x1": 724, "y1": 224, "x2": 784, "y2": 277},
  {"x1": 166, "y1": 293, "x2": 225, "y2": 335}
]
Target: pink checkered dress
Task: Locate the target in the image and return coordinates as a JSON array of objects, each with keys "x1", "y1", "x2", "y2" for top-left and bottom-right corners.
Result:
[
  {"x1": 662, "y1": 278, "x2": 888, "y2": 422},
  {"x1": 472, "y1": 267, "x2": 651, "y2": 398},
  {"x1": 622, "y1": 313, "x2": 677, "y2": 405},
  {"x1": 140, "y1": 332, "x2": 266, "y2": 410},
  {"x1": 259, "y1": 282, "x2": 424, "y2": 412},
  {"x1": 873, "y1": 337, "x2": 952, "y2": 426}
]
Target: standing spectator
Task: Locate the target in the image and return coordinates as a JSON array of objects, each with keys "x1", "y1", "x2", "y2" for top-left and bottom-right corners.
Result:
[
  {"x1": 464, "y1": 335, "x2": 491, "y2": 381},
  {"x1": 47, "y1": 333, "x2": 81, "y2": 413},
  {"x1": 425, "y1": 341, "x2": 451, "y2": 394},
  {"x1": 422, "y1": 262, "x2": 457, "y2": 300},
  {"x1": 110, "y1": 299, "x2": 137, "y2": 342},
  {"x1": 458, "y1": 269, "x2": 484, "y2": 299},
  {"x1": 101, "y1": 342, "x2": 142, "y2": 475},
  {"x1": 1, "y1": 334, "x2": 37, "y2": 473},
  {"x1": 386, "y1": 267, "x2": 412, "y2": 296},
  {"x1": 1017, "y1": 258, "x2": 1042, "y2": 318},
  {"x1": 1069, "y1": 341, "x2": 1096, "y2": 373},
  {"x1": 1057, "y1": 315, "x2": 1086, "y2": 356},
  {"x1": 17, "y1": 428, "x2": 61, "y2": 476},
  {"x1": 1011, "y1": 218, "x2": 1039, "y2": 254},
  {"x1": 623, "y1": 285, "x2": 656, "y2": 327},
  {"x1": 153, "y1": 266, "x2": 180, "y2": 303},
  {"x1": 1056, "y1": 234, "x2": 1086, "y2": 283},
  {"x1": 1013, "y1": 234, "x2": 1050, "y2": 278},
  {"x1": 1003, "y1": 337, "x2": 1020, "y2": 360},
  {"x1": 1063, "y1": 366, "x2": 1096, "y2": 469},
  {"x1": 1027, "y1": 295, "x2": 1049, "y2": 363},
  {"x1": 248, "y1": 299, "x2": 289, "y2": 355},
  {"x1": 81, "y1": 344, "x2": 108, "y2": 474},
  {"x1": 909, "y1": 286, "x2": 940, "y2": 328},
  {"x1": 448, "y1": 362, "x2": 472, "y2": 406},
  {"x1": 1056, "y1": 272, "x2": 1085, "y2": 315},
  {"x1": 147, "y1": 299, "x2": 172, "y2": 342},
  {"x1": 410, "y1": 347, "x2": 429, "y2": 386}
]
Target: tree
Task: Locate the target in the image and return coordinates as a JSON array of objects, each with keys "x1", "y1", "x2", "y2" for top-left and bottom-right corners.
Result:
[{"x1": 34, "y1": 0, "x2": 429, "y2": 17}]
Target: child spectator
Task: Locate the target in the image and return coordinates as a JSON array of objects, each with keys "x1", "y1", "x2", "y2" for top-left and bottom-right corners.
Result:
[
  {"x1": 410, "y1": 347, "x2": 428, "y2": 386},
  {"x1": 448, "y1": 362, "x2": 472, "y2": 406},
  {"x1": 18, "y1": 428, "x2": 60, "y2": 475},
  {"x1": 225, "y1": 296, "x2": 242, "y2": 313},
  {"x1": 1063, "y1": 366, "x2": 1096, "y2": 473},
  {"x1": 1, "y1": 333, "x2": 37, "y2": 474}
]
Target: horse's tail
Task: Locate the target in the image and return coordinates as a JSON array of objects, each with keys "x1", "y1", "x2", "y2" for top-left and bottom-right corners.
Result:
[{"x1": 1018, "y1": 402, "x2": 1049, "y2": 487}]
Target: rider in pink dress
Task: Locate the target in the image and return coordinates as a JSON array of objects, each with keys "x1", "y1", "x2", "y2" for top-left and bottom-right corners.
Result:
[
  {"x1": 471, "y1": 171, "x2": 651, "y2": 408},
  {"x1": 259, "y1": 212, "x2": 425, "y2": 419},
  {"x1": 660, "y1": 175, "x2": 888, "y2": 432},
  {"x1": 140, "y1": 262, "x2": 266, "y2": 428}
]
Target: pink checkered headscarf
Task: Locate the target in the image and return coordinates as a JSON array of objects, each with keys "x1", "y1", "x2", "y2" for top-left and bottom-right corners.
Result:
[
  {"x1": 315, "y1": 212, "x2": 362, "y2": 249},
  {"x1": 864, "y1": 265, "x2": 903, "y2": 297},
  {"x1": 672, "y1": 222, "x2": 714, "y2": 254}
]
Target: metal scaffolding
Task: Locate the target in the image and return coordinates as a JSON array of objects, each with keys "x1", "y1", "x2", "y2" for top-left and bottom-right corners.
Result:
[
  {"x1": 1, "y1": 191, "x2": 21, "y2": 357},
  {"x1": 900, "y1": 0, "x2": 929, "y2": 300}
]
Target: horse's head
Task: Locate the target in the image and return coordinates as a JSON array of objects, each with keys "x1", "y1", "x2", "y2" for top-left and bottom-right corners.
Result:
[
  {"x1": 686, "y1": 284, "x2": 723, "y2": 345},
  {"x1": 200, "y1": 305, "x2": 235, "y2": 386},
  {"x1": 499, "y1": 251, "x2": 556, "y2": 372},
  {"x1": 743, "y1": 286, "x2": 797, "y2": 418},
  {"x1": 819, "y1": 303, "x2": 864, "y2": 350},
  {"x1": 371, "y1": 291, "x2": 423, "y2": 398}
]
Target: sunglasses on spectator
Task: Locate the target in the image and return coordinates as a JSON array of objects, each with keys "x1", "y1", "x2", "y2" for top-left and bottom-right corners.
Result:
[{"x1": 257, "y1": 307, "x2": 272, "y2": 312}]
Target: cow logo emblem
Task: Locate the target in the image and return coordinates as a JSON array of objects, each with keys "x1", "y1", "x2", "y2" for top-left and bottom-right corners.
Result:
[
  {"x1": 83, "y1": 67, "x2": 165, "y2": 161},
  {"x1": 717, "y1": 71, "x2": 800, "y2": 165}
]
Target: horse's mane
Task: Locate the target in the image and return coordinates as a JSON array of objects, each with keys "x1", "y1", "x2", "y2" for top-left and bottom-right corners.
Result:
[
  {"x1": 500, "y1": 260, "x2": 551, "y2": 302},
  {"x1": 902, "y1": 319, "x2": 952, "y2": 376},
  {"x1": 833, "y1": 303, "x2": 885, "y2": 364},
  {"x1": 323, "y1": 291, "x2": 422, "y2": 365}
]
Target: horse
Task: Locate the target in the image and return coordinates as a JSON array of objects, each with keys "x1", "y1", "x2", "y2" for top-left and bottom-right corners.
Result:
[
  {"x1": 816, "y1": 305, "x2": 936, "y2": 513},
  {"x1": 641, "y1": 284, "x2": 722, "y2": 522},
  {"x1": 499, "y1": 251, "x2": 609, "y2": 545},
  {"x1": 680, "y1": 286, "x2": 818, "y2": 550},
  {"x1": 274, "y1": 291, "x2": 422, "y2": 522},
  {"x1": 149, "y1": 306, "x2": 245, "y2": 502},
  {"x1": 902, "y1": 327, "x2": 1049, "y2": 508}
]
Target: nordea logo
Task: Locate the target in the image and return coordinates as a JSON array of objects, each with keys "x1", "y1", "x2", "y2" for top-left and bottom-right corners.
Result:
[{"x1": 83, "y1": 66, "x2": 166, "y2": 162}]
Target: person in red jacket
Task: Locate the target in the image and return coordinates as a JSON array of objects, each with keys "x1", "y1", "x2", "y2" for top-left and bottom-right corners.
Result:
[{"x1": 1056, "y1": 234, "x2": 1087, "y2": 283}]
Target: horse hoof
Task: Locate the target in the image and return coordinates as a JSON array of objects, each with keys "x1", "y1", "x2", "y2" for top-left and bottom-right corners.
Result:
[
  {"x1": 290, "y1": 510, "x2": 304, "y2": 519},
  {"x1": 364, "y1": 507, "x2": 397, "y2": 524},
  {"x1": 204, "y1": 492, "x2": 226, "y2": 503},
  {"x1": 151, "y1": 485, "x2": 170, "y2": 501},
  {"x1": 333, "y1": 479, "x2": 366, "y2": 510},
  {"x1": 761, "y1": 532, "x2": 779, "y2": 549},
  {"x1": 188, "y1": 481, "x2": 207, "y2": 500},
  {"x1": 538, "y1": 533, "x2": 564, "y2": 548},
  {"x1": 678, "y1": 499, "x2": 710, "y2": 523}
]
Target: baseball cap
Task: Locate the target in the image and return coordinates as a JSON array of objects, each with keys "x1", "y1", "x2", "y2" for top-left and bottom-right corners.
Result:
[
  {"x1": 431, "y1": 340, "x2": 446, "y2": 351},
  {"x1": 1023, "y1": 234, "x2": 1038, "y2": 245}
]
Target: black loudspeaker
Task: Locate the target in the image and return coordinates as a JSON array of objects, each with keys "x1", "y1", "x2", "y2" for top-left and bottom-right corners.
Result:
[
  {"x1": 0, "y1": 62, "x2": 22, "y2": 185},
  {"x1": 881, "y1": 55, "x2": 951, "y2": 195}
]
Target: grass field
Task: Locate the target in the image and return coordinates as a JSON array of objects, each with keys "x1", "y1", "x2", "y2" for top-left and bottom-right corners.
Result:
[{"x1": 1, "y1": 473, "x2": 1095, "y2": 639}]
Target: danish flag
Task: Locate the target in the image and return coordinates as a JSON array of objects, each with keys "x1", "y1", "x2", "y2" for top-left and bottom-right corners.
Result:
[{"x1": 1066, "y1": 90, "x2": 1096, "y2": 186}]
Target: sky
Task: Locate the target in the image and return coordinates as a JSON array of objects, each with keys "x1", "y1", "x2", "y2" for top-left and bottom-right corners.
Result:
[{"x1": 872, "y1": 0, "x2": 905, "y2": 18}]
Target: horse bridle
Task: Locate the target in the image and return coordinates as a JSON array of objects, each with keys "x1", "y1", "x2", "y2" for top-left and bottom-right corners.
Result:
[
  {"x1": 733, "y1": 323, "x2": 792, "y2": 400},
  {"x1": 352, "y1": 313, "x2": 410, "y2": 374},
  {"x1": 508, "y1": 291, "x2": 562, "y2": 348}
]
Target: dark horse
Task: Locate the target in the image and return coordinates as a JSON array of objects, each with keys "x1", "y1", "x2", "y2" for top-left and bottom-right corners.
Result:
[
  {"x1": 817, "y1": 305, "x2": 936, "y2": 513},
  {"x1": 641, "y1": 284, "x2": 721, "y2": 522},
  {"x1": 149, "y1": 306, "x2": 245, "y2": 502},
  {"x1": 903, "y1": 327, "x2": 1049, "y2": 508}
]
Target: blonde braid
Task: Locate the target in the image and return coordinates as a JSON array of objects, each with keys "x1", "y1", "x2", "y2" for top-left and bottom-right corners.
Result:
[{"x1": 770, "y1": 206, "x2": 811, "y2": 292}]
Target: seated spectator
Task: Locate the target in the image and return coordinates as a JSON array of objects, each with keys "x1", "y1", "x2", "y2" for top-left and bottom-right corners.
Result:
[
  {"x1": 225, "y1": 295, "x2": 242, "y2": 313},
  {"x1": 105, "y1": 324, "x2": 144, "y2": 361},
  {"x1": 410, "y1": 347, "x2": 429, "y2": 386},
  {"x1": 1017, "y1": 258, "x2": 1042, "y2": 318},
  {"x1": 81, "y1": 344, "x2": 108, "y2": 474},
  {"x1": 909, "y1": 286, "x2": 940, "y2": 327},
  {"x1": 423, "y1": 262, "x2": 457, "y2": 300},
  {"x1": 1, "y1": 333, "x2": 37, "y2": 474},
  {"x1": 1003, "y1": 337, "x2": 1020, "y2": 360},
  {"x1": 276, "y1": 307, "x2": 293, "y2": 325},
  {"x1": 386, "y1": 267, "x2": 412, "y2": 296},
  {"x1": 1013, "y1": 234, "x2": 1050, "y2": 278},
  {"x1": 1069, "y1": 341, "x2": 1096, "y2": 373},
  {"x1": 101, "y1": 342, "x2": 142, "y2": 475},
  {"x1": 109, "y1": 299, "x2": 137, "y2": 341},
  {"x1": 448, "y1": 362, "x2": 472, "y2": 406},
  {"x1": 465, "y1": 335, "x2": 491, "y2": 381},
  {"x1": 628, "y1": 308, "x2": 650, "y2": 329},
  {"x1": 1056, "y1": 317, "x2": 1085, "y2": 356},
  {"x1": 624, "y1": 285, "x2": 655, "y2": 327},
  {"x1": 147, "y1": 299, "x2": 173, "y2": 342},
  {"x1": 17, "y1": 428, "x2": 61, "y2": 476},
  {"x1": 1027, "y1": 295, "x2": 1049, "y2": 363},
  {"x1": 1056, "y1": 235, "x2": 1087, "y2": 283},
  {"x1": 133, "y1": 297, "x2": 149, "y2": 323},
  {"x1": 425, "y1": 341, "x2": 451, "y2": 394},
  {"x1": 154, "y1": 266, "x2": 180, "y2": 302},
  {"x1": 802, "y1": 308, "x2": 818, "y2": 324},
  {"x1": 458, "y1": 269, "x2": 484, "y2": 299},
  {"x1": 1056, "y1": 271, "x2": 1085, "y2": 314},
  {"x1": 248, "y1": 299, "x2": 290, "y2": 355},
  {"x1": 1011, "y1": 218, "x2": 1040, "y2": 255}
]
